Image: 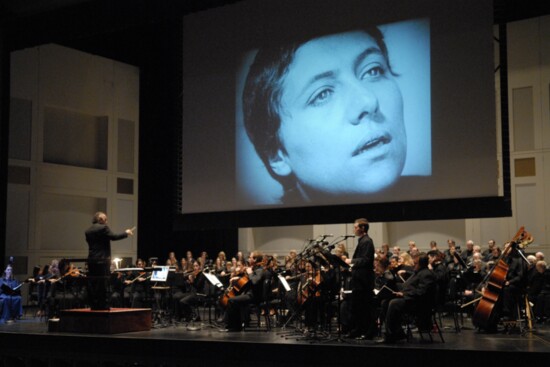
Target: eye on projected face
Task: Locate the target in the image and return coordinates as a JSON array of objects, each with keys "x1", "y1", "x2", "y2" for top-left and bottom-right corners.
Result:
[{"x1": 269, "y1": 31, "x2": 407, "y2": 199}]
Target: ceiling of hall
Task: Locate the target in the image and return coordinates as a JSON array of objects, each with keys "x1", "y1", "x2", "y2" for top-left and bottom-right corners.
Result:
[{"x1": 2, "y1": 0, "x2": 549, "y2": 22}]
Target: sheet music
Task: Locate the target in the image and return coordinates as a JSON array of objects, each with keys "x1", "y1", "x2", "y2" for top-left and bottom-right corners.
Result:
[
  {"x1": 204, "y1": 272, "x2": 224, "y2": 288},
  {"x1": 115, "y1": 267, "x2": 144, "y2": 272},
  {"x1": 278, "y1": 275, "x2": 291, "y2": 291},
  {"x1": 374, "y1": 284, "x2": 397, "y2": 295}
]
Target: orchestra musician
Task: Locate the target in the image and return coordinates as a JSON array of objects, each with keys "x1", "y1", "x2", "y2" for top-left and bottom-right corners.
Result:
[
  {"x1": 278, "y1": 255, "x2": 300, "y2": 321},
  {"x1": 344, "y1": 218, "x2": 377, "y2": 340},
  {"x1": 381, "y1": 253, "x2": 436, "y2": 343},
  {"x1": 461, "y1": 259, "x2": 487, "y2": 314},
  {"x1": 125, "y1": 259, "x2": 149, "y2": 308},
  {"x1": 298, "y1": 261, "x2": 323, "y2": 332},
  {"x1": 167, "y1": 251, "x2": 179, "y2": 271},
  {"x1": 109, "y1": 262, "x2": 126, "y2": 308},
  {"x1": 428, "y1": 250, "x2": 449, "y2": 307},
  {"x1": 533, "y1": 261, "x2": 550, "y2": 322},
  {"x1": 185, "y1": 251, "x2": 195, "y2": 268},
  {"x1": 47, "y1": 259, "x2": 81, "y2": 317},
  {"x1": 27, "y1": 263, "x2": 53, "y2": 318},
  {"x1": 338, "y1": 259, "x2": 353, "y2": 335},
  {"x1": 221, "y1": 251, "x2": 268, "y2": 332},
  {"x1": 374, "y1": 258, "x2": 398, "y2": 329},
  {"x1": 85, "y1": 211, "x2": 134, "y2": 310},
  {"x1": 177, "y1": 261, "x2": 207, "y2": 322},
  {"x1": 388, "y1": 255, "x2": 409, "y2": 290},
  {"x1": 499, "y1": 242, "x2": 528, "y2": 322},
  {"x1": 398, "y1": 253, "x2": 415, "y2": 281}
]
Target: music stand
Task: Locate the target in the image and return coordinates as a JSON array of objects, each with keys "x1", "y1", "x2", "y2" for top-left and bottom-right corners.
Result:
[
  {"x1": 150, "y1": 266, "x2": 171, "y2": 327},
  {"x1": 318, "y1": 251, "x2": 350, "y2": 343},
  {"x1": 191, "y1": 272, "x2": 223, "y2": 330},
  {"x1": 151, "y1": 266, "x2": 169, "y2": 282}
]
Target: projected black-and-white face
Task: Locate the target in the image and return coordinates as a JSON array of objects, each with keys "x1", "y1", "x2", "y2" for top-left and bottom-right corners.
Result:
[{"x1": 271, "y1": 31, "x2": 406, "y2": 199}]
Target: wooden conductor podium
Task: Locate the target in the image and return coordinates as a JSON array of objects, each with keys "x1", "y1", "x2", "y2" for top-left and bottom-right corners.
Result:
[{"x1": 51, "y1": 308, "x2": 152, "y2": 334}]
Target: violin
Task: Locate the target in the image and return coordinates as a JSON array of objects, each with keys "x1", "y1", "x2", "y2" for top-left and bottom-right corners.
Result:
[
  {"x1": 50, "y1": 266, "x2": 84, "y2": 282},
  {"x1": 187, "y1": 267, "x2": 202, "y2": 283},
  {"x1": 126, "y1": 271, "x2": 151, "y2": 284},
  {"x1": 67, "y1": 267, "x2": 83, "y2": 277}
]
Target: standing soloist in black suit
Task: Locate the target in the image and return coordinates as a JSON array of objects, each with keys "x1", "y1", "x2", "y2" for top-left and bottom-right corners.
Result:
[
  {"x1": 85, "y1": 211, "x2": 134, "y2": 310},
  {"x1": 345, "y1": 218, "x2": 377, "y2": 339}
]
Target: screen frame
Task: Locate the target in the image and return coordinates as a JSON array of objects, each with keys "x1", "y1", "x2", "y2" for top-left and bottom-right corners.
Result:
[{"x1": 175, "y1": 0, "x2": 511, "y2": 230}]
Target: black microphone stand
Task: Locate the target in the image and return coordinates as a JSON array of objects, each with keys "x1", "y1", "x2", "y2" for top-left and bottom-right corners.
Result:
[{"x1": 319, "y1": 236, "x2": 352, "y2": 343}]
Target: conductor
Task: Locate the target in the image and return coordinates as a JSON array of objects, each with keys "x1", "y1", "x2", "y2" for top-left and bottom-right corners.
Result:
[{"x1": 85, "y1": 211, "x2": 134, "y2": 310}]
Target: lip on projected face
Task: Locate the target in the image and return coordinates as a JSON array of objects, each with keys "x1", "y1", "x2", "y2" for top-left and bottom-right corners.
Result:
[{"x1": 352, "y1": 132, "x2": 392, "y2": 158}]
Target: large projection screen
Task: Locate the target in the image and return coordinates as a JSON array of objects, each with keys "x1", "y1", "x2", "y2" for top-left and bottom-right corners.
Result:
[{"x1": 179, "y1": 0, "x2": 504, "y2": 229}]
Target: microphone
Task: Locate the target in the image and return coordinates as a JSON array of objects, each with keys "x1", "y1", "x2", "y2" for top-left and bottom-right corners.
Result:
[
  {"x1": 320, "y1": 234, "x2": 334, "y2": 238},
  {"x1": 325, "y1": 243, "x2": 336, "y2": 251},
  {"x1": 343, "y1": 235, "x2": 355, "y2": 238}
]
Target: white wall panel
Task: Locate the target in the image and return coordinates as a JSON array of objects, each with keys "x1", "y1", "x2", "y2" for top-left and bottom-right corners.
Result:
[
  {"x1": 38, "y1": 193, "x2": 106, "y2": 251},
  {"x1": 113, "y1": 199, "x2": 136, "y2": 254},
  {"x1": 39, "y1": 166, "x2": 108, "y2": 193},
  {"x1": 6, "y1": 188, "x2": 30, "y2": 253}
]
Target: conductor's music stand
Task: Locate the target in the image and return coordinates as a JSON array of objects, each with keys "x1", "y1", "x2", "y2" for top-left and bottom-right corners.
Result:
[{"x1": 150, "y1": 266, "x2": 171, "y2": 328}]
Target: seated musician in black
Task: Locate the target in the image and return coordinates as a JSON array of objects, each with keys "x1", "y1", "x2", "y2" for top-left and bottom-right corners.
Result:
[
  {"x1": 533, "y1": 261, "x2": 550, "y2": 322},
  {"x1": 299, "y1": 261, "x2": 324, "y2": 332},
  {"x1": 396, "y1": 254, "x2": 415, "y2": 284},
  {"x1": 177, "y1": 261, "x2": 207, "y2": 322},
  {"x1": 125, "y1": 259, "x2": 150, "y2": 308},
  {"x1": 109, "y1": 262, "x2": 125, "y2": 308},
  {"x1": 500, "y1": 244, "x2": 528, "y2": 322},
  {"x1": 47, "y1": 259, "x2": 80, "y2": 317},
  {"x1": 375, "y1": 258, "x2": 398, "y2": 329},
  {"x1": 221, "y1": 250, "x2": 268, "y2": 331},
  {"x1": 381, "y1": 253, "x2": 436, "y2": 343},
  {"x1": 457, "y1": 259, "x2": 486, "y2": 315},
  {"x1": 428, "y1": 250, "x2": 449, "y2": 307}
]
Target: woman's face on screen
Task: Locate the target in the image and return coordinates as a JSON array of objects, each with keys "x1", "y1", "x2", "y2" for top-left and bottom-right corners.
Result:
[{"x1": 270, "y1": 31, "x2": 406, "y2": 198}]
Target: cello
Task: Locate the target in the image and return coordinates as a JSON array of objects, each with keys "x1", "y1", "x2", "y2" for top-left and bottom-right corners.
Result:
[
  {"x1": 297, "y1": 262, "x2": 322, "y2": 305},
  {"x1": 219, "y1": 261, "x2": 251, "y2": 308},
  {"x1": 219, "y1": 256, "x2": 274, "y2": 308},
  {"x1": 471, "y1": 227, "x2": 533, "y2": 330}
]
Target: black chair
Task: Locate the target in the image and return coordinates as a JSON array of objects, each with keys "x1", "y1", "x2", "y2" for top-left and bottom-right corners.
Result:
[
  {"x1": 502, "y1": 293, "x2": 535, "y2": 334},
  {"x1": 403, "y1": 284, "x2": 445, "y2": 343},
  {"x1": 245, "y1": 278, "x2": 273, "y2": 331},
  {"x1": 26, "y1": 282, "x2": 39, "y2": 316},
  {"x1": 417, "y1": 306, "x2": 445, "y2": 342}
]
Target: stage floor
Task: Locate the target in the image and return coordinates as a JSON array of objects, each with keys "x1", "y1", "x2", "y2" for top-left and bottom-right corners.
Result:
[{"x1": 0, "y1": 311, "x2": 549, "y2": 367}]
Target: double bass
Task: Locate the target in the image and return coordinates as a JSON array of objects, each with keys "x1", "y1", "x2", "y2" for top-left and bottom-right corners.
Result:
[{"x1": 471, "y1": 227, "x2": 533, "y2": 330}]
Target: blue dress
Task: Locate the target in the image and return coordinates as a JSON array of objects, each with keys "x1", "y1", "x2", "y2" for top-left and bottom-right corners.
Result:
[{"x1": 0, "y1": 277, "x2": 23, "y2": 322}]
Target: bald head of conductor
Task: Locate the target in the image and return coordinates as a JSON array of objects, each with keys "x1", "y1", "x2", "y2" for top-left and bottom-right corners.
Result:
[{"x1": 92, "y1": 212, "x2": 134, "y2": 236}]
